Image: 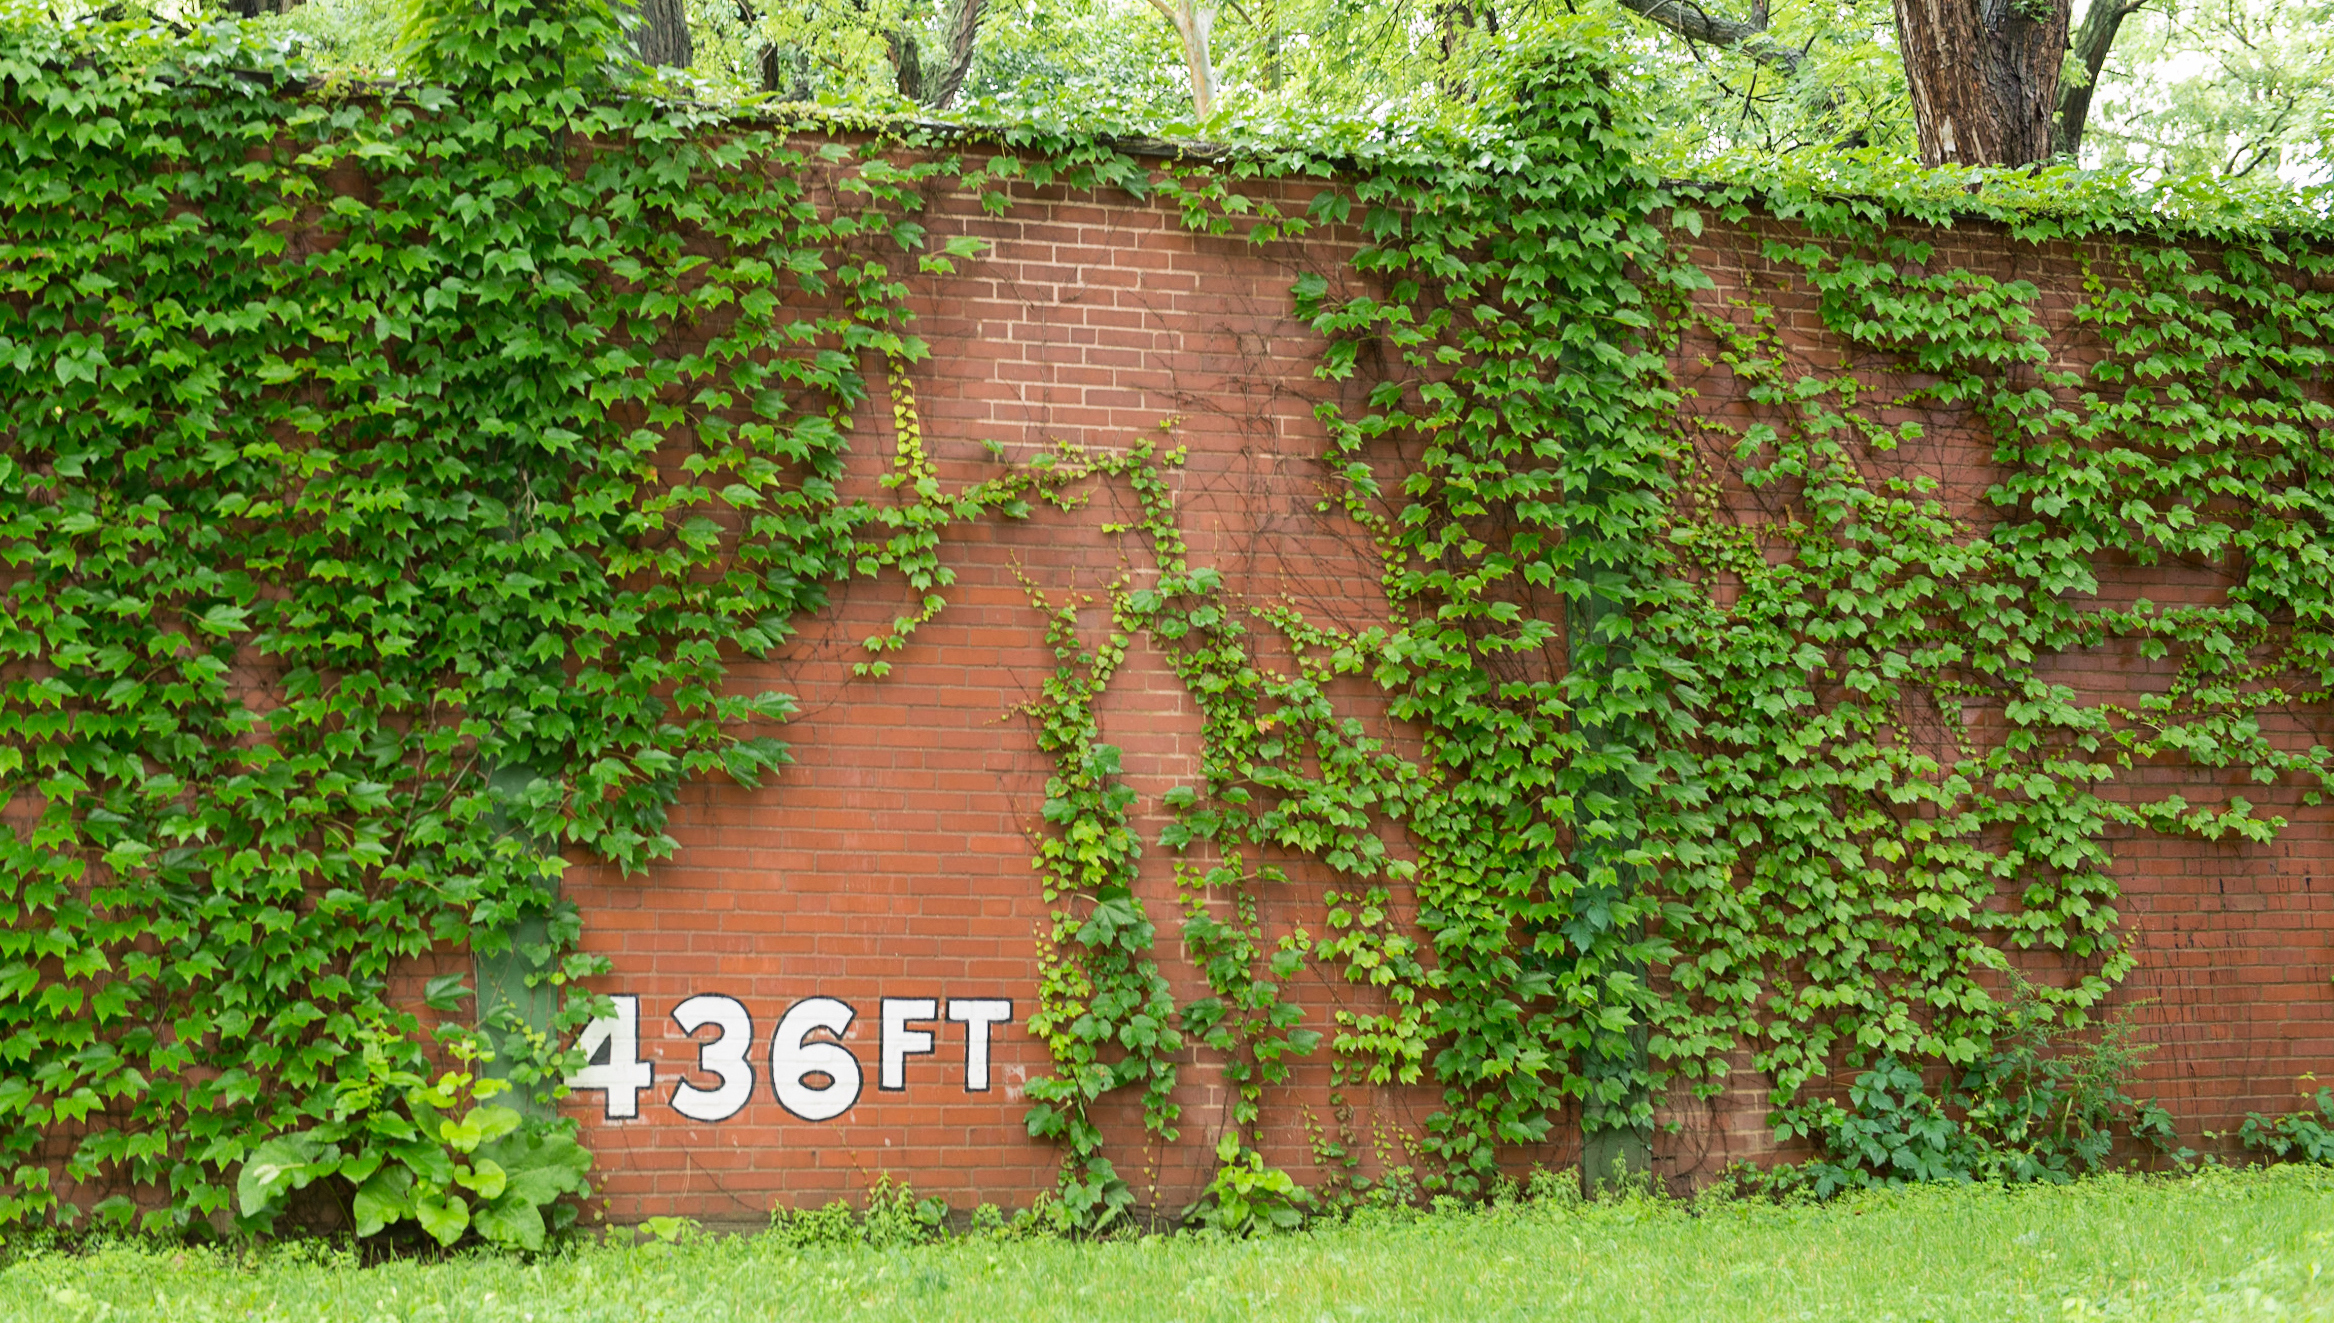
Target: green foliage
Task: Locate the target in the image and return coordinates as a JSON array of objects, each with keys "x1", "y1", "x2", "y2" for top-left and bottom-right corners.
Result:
[
  {"x1": 10, "y1": 0, "x2": 2334, "y2": 1234},
  {"x1": 1599, "y1": 0, "x2": 1916, "y2": 160},
  {"x1": 1011, "y1": 454, "x2": 1187, "y2": 1232},
  {"x1": 213, "y1": 0, "x2": 2334, "y2": 186},
  {"x1": 998, "y1": 21, "x2": 2334, "y2": 1205},
  {"x1": 1182, "y1": 1133, "x2": 1310, "y2": 1236},
  {"x1": 236, "y1": 1026, "x2": 589, "y2": 1249},
  {"x1": 394, "y1": 0, "x2": 629, "y2": 88},
  {"x1": 2239, "y1": 1085, "x2": 2334, "y2": 1164},
  {"x1": 15, "y1": 1166, "x2": 2334, "y2": 1319},
  {"x1": 1765, "y1": 988, "x2": 2188, "y2": 1197},
  {"x1": 766, "y1": 1177, "x2": 952, "y2": 1249},
  {"x1": 0, "y1": 0, "x2": 1013, "y2": 1230},
  {"x1": 2089, "y1": 0, "x2": 2334, "y2": 180},
  {"x1": 243, "y1": 0, "x2": 405, "y2": 78}
]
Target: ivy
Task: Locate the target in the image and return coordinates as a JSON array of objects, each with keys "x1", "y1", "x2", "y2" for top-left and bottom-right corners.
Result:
[
  {"x1": 6, "y1": 4, "x2": 2333, "y2": 1234},
  {"x1": 0, "y1": 3, "x2": 1009, "y2": 1229},
  {"x1": 1020, "y1": 34, "x2": 2334, "y2": 1200}
]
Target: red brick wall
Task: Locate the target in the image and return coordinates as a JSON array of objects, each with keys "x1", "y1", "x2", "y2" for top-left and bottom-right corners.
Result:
[{"x1": 554, "y1": 151, "x2": 2334, "y2": 1224}]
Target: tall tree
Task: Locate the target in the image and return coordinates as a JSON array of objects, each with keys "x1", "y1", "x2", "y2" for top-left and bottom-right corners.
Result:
[
  {"x1": 2054, "y1": 0, "x2": 2151, "y2": 156},
  {"x1": 1142, "y1": 0, "x2": 1218, "y2": 117},
  {"x1": 634, "y1": 0, "x2": 693, "y2": 67},
  {"x1": 1225, "y1": 0, "x2": 1287, "y2": 88},
  {"x1": 880, "y1": 0, "x2": 989, "y2": 108},
  {"x1": 1891, "y1": 0, "x2": 2070, "y2": 165},
  {"x1": 1432, "y1": 0, "x2": 1495, "y2": 63},
  {"x1": 889, "y1": 23, "x2": 925, "y2": 97},
  {"x1": 924, "y1": 0, "x2": 988, "y2": 108},
  {"x1": 1619, "y1": 0, "x2": 2103, "y2": 165},
  {"x1": 2086, "y1": 0, "x2": 2334, "y2": 177}
]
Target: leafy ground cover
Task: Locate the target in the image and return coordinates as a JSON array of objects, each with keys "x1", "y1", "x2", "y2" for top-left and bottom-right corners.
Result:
[{"x1": 5, "y1": 1166, "x2": 2331, "y2": 1322}]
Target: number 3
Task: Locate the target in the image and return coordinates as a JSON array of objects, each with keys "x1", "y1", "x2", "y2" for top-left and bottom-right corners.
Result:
[{"x1": 669, "y1": 994, "x2": 755, "y2": 1122}]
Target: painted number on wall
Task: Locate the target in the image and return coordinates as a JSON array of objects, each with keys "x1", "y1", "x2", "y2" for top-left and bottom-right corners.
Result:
[{"x1": 567, "y1": 995, "x2": 1015, "y2": 1122}]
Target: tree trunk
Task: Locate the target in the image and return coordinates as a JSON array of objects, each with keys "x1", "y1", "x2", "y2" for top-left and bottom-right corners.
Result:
[
  {"x1": 925, "y1": 0, "x2": 989, "y2": 110},
  {"x1": 734, "y1": 3, "x2": 809, "y2": 99},
  {"x1": 2053, "y1": 0, "x2": 2148, "y2": 158},
  {"x1": 1177, "y1": 5, "x2": 1217, "y2": 118},
  {"x1": 1257, "y1": 0, "x2": 1284, "y2": 89},
  {"x1": 1891, "y1": 0, "x2": 2071, "y2": 166},
  {"x1": 889, "y1": 30, "x2": 925, "y2": 101},
  {"x1": 633, "y1": 0, "x2": 694, "y2": 68},
  {"x1": 1141, "y1": 0, "x2": 1217, "y2": 119}
]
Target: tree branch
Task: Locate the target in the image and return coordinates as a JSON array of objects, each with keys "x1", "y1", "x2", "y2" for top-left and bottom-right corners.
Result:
[
  {"x1": 2052, "y1": 0, "x2": 2149, "y2": 157},
  {"x1": 1612, "y1": 0, "x2": 1803, "y2": 74},
  {"x1": 925, "y1": 0, "x2": 988, "y2": 109}
]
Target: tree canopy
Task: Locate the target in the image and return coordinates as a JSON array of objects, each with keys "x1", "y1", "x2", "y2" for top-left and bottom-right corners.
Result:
[{"x1": 133, "y1": 0, "x2": 2322, "y2": 177}]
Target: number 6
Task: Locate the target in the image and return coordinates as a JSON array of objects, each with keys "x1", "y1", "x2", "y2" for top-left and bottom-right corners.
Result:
[{"x1": 770, "y1": 996, "x2": 863, "y2": 1122}]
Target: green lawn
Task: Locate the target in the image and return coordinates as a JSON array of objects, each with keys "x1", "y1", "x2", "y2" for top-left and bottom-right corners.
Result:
[{"x1": 8, "y1": 1166, "x2": 2332, "y2": 1322}]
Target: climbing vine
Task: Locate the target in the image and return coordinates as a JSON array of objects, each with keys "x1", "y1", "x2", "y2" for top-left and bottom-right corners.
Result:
[
  {"x1": 0, "y1": 1, "x2": 1011, "y2": 1230},
  {"x1": 3, "y1": 0, "x2": 2332, "y2": 1236},
  {"x1": 1092, "y1": 49, "x2": 2334, "y2": 1198}
]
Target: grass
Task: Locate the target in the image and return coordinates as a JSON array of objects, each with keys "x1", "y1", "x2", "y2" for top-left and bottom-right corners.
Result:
[{"x1": 6, "y1": 1166, "x2": 2332, "y2": 1321}]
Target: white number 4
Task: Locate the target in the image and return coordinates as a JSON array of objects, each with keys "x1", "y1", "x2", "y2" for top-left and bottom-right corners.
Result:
[{"x1": 569, "y1": 994, "x2": 656, "y2": 1119}]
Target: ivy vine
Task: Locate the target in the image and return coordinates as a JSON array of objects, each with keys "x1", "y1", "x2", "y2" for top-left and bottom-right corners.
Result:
[
  {"x1": 0, "y1": 0, "x2": 999, "y2": 1229},
  {"x1": 4, "y1": 0, "x2": 2331, "y2": 1234}
]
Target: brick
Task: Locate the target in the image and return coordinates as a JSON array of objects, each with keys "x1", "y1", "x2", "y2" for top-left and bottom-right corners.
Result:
[{"x1": 303, "y1": 154, "x2": 2334, "y2": 1226}]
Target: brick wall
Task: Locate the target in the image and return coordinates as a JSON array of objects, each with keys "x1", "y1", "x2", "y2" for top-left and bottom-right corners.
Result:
[{"x1": 552, "y1": 149, "x2": 2334, "y2": 1224}]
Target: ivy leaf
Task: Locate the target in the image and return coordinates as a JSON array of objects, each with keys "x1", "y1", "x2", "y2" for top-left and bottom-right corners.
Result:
[
  {"x1": 236, "y1": 1134, "x2": 328, "y2": 1218},
  {"x1": 422, "y1": 976, "x2": 474, "y2": 1013}
]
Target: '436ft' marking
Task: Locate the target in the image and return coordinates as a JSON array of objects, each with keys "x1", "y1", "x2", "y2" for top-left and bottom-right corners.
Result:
[{"x1": 567, "y1": 994, "x2": 1014, "y2": 1122}]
